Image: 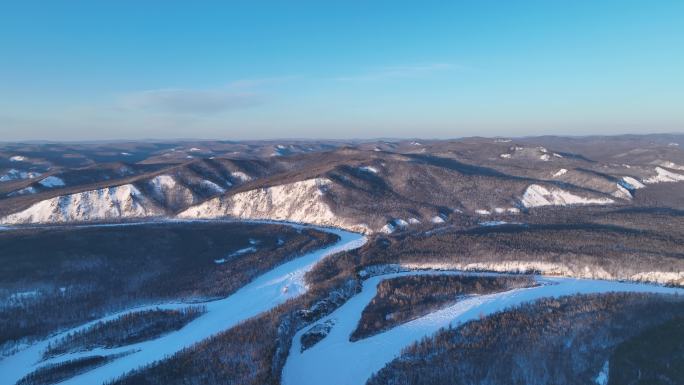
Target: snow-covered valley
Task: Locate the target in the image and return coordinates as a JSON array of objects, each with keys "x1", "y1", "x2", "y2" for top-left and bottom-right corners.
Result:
[
  {"x1": 0, "y1": 223, "x2": 366, "y2": 385},
  {"x1": 283, "y1": 271, "x2": 684, "y2": 385},
  {"x1": 1, "y1": 218, "x2": 683, "y2": 384}
]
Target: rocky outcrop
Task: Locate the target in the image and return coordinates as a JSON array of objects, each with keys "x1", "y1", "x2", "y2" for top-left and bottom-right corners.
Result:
[{"x1": 178, "y1": 178, "x2": 371, "y2": 233}]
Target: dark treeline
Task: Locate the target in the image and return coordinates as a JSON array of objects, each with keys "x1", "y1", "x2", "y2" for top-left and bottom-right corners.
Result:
[
  {"x1": 0, "y1": 222, "x2": 338, "y2": 350},
  {"x1": 608, "y1": 315, "x2": 684, "y2": 385},
  {"x1": 44, "y1": 307, "x2": 205, "y2": 358},
  {"x1": 309, "y1": 209, "x2": 684, "y2": 289},
  {"x1": 351, "y1": 275, "x2": 535, "y2": 341},
  {"x1": 367, "y1": 292, "x2": 684, "y2": 385},
  {"x1": 18, "y1": 352, "x2": 130, "y2": 385}
]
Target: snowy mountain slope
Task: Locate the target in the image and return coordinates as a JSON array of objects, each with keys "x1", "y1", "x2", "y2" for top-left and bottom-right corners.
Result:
[
  {"x1": 1, "y1": 135, "x2": 683, "y2": 226},
  {"x1": 643, "y1": 166, "x2": 684, "y2": 184},
  {"x1": 178, "y1": 178, "x2": 372, "y2": 233},
  {"x1": 0, "y1": 184, "x2": 163, "y2": 224},
  {"x1": 521, "y1": 184, "x2": 615, "y2": 208}
]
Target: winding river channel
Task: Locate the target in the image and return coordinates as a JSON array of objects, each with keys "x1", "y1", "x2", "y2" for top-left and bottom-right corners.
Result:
[
  {"x1": 0, "y1": 223, "x2": 366, "y2": 385},
  {"x1": 2, "y1": 222, "x2": 683, "y2": 385}
]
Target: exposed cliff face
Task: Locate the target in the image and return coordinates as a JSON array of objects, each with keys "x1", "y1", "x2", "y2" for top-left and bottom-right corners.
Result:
[
  {"x1": 0, "y1": 184, "x2": 163, "y2": 224},
  {"x1": 521, "y1": 184, "x2": 614, "y2": 208},
  {"x1": 643, "y1": 167, "x2": 684, "y2": 184},
  {"x1": 401, "y1": 261, "x2": 684, "y2": 286},
  {"x1": 147, "y1": 174, "x2": 198, "y2": 211},
  {"x1": 178, "y1": 178, "x2": 371, "y2": 233}
]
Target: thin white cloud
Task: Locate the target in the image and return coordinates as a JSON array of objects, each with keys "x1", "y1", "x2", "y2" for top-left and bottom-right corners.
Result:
[
  {"x1": 119, "y1": 88, "x2": 263, "y2": 114},
  {"x1": 117, "y1": 76, "x2": 299, "y2": 115},
  {"x1": 334, "y1": 62, "x2": 461, "y2": 81}
]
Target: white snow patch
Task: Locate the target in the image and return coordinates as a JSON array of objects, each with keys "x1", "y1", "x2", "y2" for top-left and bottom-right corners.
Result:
[
  {"x1": 7, "y1": 186, "x2": 37, "y2": 196},
  {"x1": 553, "y1": 153, "x2": 563, "y2": 158},
  {"x1": 9, "y1": 156, "x2": 26, "y2": 162},
  {"x1": 499, "y1": 153, "x2": 511, "y2": 159},
  {"x1": 660, "y1": 161, "x2": 684, "y2": 171},
  {"x1": 381, "y1": 223, "x2": 396, "y2": 234},
  {"x1": 612, "y1": 184, "x2": 632, "y2": 200},
  {"x1": 630, "y1": 271, "x2": 684, "y2": 284},
  {"x1": 149, "y1": 175, "x2": 176, "y2": 194},
  {"x1": 228, "y1": 246, "x2": 257, "y2": 257},
  {"x1": 359, "y1": 166, "x2": 378, "y2": 174},
  {"x1": 595, "y1": 360, "x2": 609, "y2": 385},
  {"x1": 475, "y1": 209, "x2": 491, "y2": 215},
  {"x1": 189, "y1": 147, "x2": 202, "y2": 152},
  {"x1": 431, "y1": 216, "x2": 445, "y2": 224},
  {"x1": 480, "y1": 221, "x2": 512, "y2": 227},
  {"x1": 230, "y1": 171, "x2": 252, "y2": 182},
  {"x1": 643, "y1": 167, "x2": 684, "y2": 183},
  {"x1": 408, "y1": 218, "x2": 421, "y2": 224},
  {"x1": 200, "y1": 180, "x2": 226, "y2": 194},
  {"x1": 621, "y1": 176, "x2": 645, "y2": 189},
  {"x1": 394, "y1": 219, "x2": 409, "y2": 227},
  {"x1": 540, "y1": 154, "x2": 551, "y2": 161},
  {"x1": 521, "y1": 184, "x2": 614, "y2": 208},
  {"x1": 0, "y1": 169, "x2": 41, "y2": 182},
  {"x1": 8, "y1": 290, "x2": 40, "y2": 301},
  {"x1": 552, "y1": 169, "x2": 567, "y2": 178},
  {"x1": 120, "y1": 152, "x2": 132, "y2": 156},
  {"x1": 38, "y1": 176, "x2": 65, "y2": 188}
]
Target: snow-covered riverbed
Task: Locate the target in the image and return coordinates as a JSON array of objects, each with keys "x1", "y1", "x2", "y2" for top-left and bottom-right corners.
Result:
[
  {"x1": 282, "y1": 272, "x2": 684, "y2": 385},
  {"x1": 0, "y1": 223, "x2": 367, "y2": 385}
]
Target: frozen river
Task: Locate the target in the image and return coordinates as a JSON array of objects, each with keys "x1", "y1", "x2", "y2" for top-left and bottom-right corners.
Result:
[{"x1": 0, "y1": 222, "x2": 366, "y2": 385}]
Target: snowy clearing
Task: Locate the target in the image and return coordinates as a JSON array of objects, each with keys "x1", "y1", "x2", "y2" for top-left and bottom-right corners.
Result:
[
  {"x1": 230, "y1": 171, "x2": 252, "y2": 182},
  {"x1": 621, "y1": 176, "x2": 645, "y2": 190},
  {"x1": 0, "y1": 169, "x2": 41, "y2": 182},
  {"x1": 38, "y1": 176, "x2": 65, "y2": 188},
  {"x1": 552, "y1": 169, "x2": 567, "y2": 178}
]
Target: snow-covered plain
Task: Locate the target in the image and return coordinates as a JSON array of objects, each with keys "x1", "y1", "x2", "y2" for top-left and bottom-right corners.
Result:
[
  {"x1": 283, "y1": 272, "x2": 684, "y2": 385},
  {"x1": 0, "y1": 223, "x2": 367, "y2": 385}
]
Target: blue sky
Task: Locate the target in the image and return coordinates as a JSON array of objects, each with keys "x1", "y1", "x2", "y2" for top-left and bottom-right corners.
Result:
[{"x1": 1, "y1": 1, "x2": 682, "y2": 140}]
